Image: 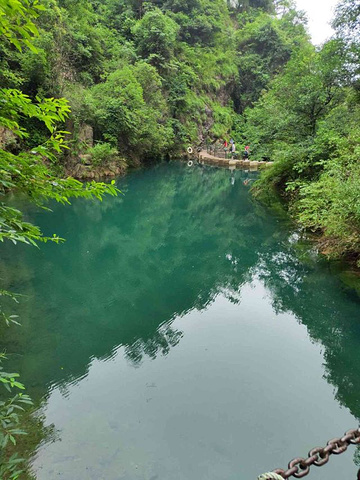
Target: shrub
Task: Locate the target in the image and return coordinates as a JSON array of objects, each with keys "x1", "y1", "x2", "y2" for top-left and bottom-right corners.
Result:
[{"x1": 86, "y1": 142, "x2": 122, "y2": 167}]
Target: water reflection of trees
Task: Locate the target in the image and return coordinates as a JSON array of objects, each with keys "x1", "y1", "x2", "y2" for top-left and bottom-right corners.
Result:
[
  {"x1": 255, "y1": 243, "x2": 360, "y2": 420},
  {"x1": 124, "y1": 321, "x2": 183, "y2": 365},
  {"x1": 1, "y1": 163, "x2": 360, "y2": 423}
]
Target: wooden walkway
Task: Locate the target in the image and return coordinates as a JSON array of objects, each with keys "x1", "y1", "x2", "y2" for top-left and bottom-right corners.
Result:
[{"x1": 198, "y1": 150, "x2": 273, "y2": 169}]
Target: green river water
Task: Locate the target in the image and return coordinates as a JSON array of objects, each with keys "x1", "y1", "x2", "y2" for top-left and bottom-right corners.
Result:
[{"x1": 1, "y1": 162, "x2": 360, "y2": 480}]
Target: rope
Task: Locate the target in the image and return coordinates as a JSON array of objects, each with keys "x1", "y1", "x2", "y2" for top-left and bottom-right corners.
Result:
[{"x1": 257, "y1": 473, "x2": 284, "y2": 480}]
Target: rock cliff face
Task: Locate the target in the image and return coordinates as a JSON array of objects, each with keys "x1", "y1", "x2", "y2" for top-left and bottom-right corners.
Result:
[
  {"x1": 70, "y1": 161, "x2": 126, "y2": 179},
  {"x1": 0, "y1": 127, "x2": 17, "y2": 149},
  {"x1": 65, "y1": 124, "x2": 127, "y2": 179},
  {"x1": 77, "y1": 124, "x2": 93, "y2": 148}
]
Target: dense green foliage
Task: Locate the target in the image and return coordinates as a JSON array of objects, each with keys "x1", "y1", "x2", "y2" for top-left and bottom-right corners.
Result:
[
  {"x1": 0, "y1": 0, "x2": 311, "y2": 164},
  {"x1": 246, "y1": 1, "x2": 360, "y2": 263}
]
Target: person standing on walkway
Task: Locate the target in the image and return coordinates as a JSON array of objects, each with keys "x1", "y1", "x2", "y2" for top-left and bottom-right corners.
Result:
[
  {"x1": 243, "y1": 144, "x2": 250, "y2": 159},
  {"x1": 231, "y1": 141, "x2": 236, "y2": 158},
  {"x1": 223, "y1": 139, "x2": 229, "y2": 158}
]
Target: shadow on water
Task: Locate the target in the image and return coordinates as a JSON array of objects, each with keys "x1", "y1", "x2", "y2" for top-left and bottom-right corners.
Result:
[{"x1": 0, "y1": 162, "x2": 359, "y2": 477}]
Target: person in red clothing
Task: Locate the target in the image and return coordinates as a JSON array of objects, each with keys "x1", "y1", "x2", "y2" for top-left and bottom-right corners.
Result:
[
  {"x1": 243, "y1": 144, "x2": 250, "y2": 159},
  {"x1": 223, "y1": 139, "x2": 228, "y2": 158}
]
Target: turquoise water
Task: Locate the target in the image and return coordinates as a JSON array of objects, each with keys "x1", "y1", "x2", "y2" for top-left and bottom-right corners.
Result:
[{"x1": 1, "y1": 162, "x2": 360, "y2": 480}]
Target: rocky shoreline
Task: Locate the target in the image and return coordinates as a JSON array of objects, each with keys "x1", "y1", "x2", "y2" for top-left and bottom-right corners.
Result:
[{"x1": 66, "y1": 154, "x2": 127, "y2": 180}]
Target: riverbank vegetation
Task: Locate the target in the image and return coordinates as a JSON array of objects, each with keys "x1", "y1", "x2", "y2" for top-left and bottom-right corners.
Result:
[{"x1": 246, "y1": 1, "x2": 360, "y2": 265}]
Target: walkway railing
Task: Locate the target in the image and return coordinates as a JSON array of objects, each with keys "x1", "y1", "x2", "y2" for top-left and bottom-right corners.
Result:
[{"x1": 206, "y1": 144, "x2": 239, "y2": 159}]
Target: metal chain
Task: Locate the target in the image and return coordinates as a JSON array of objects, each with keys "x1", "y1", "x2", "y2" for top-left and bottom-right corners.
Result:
[{"x1": 258, "y1": 428, "x2": 360, "y2": 480}]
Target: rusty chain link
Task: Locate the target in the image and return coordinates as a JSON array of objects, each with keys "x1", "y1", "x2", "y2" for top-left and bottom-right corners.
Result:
[{"x1": 258, "y1": 427, "x2": 360, "y2": 479}]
